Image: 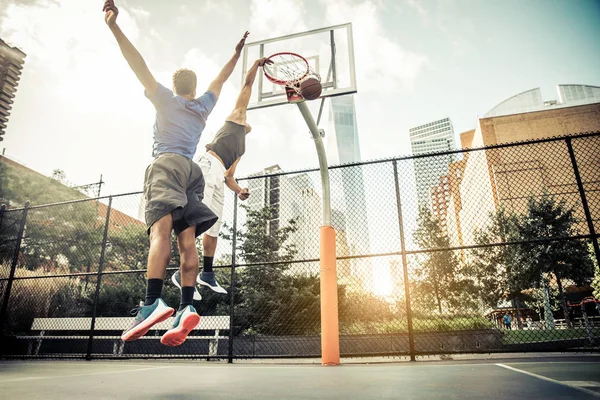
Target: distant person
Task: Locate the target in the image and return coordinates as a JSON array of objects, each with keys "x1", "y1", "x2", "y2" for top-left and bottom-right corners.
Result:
[
  {"x1": 503, "y1": 314, "x2": 512, "y2": 330},
  {"x1": 172, "y1": 56, "x2": 272, "y2": 298},
  {"x1": 103, "y1": 0, "x2": 248, "y2": 346}
]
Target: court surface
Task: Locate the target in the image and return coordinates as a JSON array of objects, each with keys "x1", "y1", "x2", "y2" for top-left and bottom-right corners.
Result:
[{"x1": 1, "y1": 356, "x2": 599, "y2": 399}]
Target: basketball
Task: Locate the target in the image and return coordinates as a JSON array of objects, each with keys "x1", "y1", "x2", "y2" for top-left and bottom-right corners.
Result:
[{"x1": 300, "y1": 78, "x2": 322, "y2": 100}]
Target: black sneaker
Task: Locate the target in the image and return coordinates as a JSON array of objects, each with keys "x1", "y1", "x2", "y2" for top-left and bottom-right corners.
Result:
[
  {"x1": 197, "y1": 272, "x2": 227, "y2": 294},
  {"x1": 171, "y1": 270, "x2": 202, "y2": 300}
]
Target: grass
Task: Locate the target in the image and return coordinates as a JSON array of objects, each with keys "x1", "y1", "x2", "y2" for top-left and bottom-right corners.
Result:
[
  {"x1": 502, "y1": 327, "x2": 600, "y2": 344},
  {"x1": 341, "y1": 316, "x2": 495, "y2": 335}
]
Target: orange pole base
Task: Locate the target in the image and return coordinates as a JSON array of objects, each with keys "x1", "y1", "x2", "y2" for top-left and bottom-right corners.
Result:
[{"x1": 320, "y1": 225, "x2": 340, "y2": 366}]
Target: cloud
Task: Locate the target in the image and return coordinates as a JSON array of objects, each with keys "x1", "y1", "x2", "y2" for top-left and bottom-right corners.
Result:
[
  {"x1": 321, "y1": 0, "x2": 428, "y2": 94},
  {"x1": 176, "y1": 2, "x2": 235, "y2": 27},
  {"x1": 0, "y1": 0, "x2": 158, "y2": 195},
  {"x1": 405, "y1": 0, "x2": 429, "y2": 22},
  {"x1": 434, "y1": 0, "x2": 474, "y2": 57},
  {"x1": 249, "y1": 0, "x2": 308, "y2": 38}
]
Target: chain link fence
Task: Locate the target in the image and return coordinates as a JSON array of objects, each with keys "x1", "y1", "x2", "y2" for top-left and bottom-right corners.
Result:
[{"x1": 1, "y1": 132, "x2": 599, "y2": 360}]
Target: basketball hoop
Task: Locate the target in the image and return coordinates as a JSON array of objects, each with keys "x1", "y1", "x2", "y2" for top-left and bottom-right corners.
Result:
[{"x1": 263, "y1": 52, "x2": 321, "y2": 102}]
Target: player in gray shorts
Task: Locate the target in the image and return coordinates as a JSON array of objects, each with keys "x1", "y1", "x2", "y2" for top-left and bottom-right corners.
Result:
[
  {"x1": 104, "y1": 0, "x2": 248, "y2": 346},
  {"x1": 172, "y1": 57, "x2": 271, "y2": 299}
]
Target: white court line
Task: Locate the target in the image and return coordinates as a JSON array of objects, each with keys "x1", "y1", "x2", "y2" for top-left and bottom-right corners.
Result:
[
  {"x1": 563, "y1": 381, "x2": 600, "y2": 388},
  {"x1": 496, "y1": 363, "x2": 600, "y2": 398},
  {"x1": 0, "y1": 366, "x2": 169, "y2": 384}
]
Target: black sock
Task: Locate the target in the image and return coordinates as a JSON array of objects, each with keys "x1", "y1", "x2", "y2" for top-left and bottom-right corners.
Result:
[
  {"x1": 179, "y1": 286, "x2": 195, "y2": 311},
  {"x1": 203, "y1": 256, "x2": 214, "y2": 273},
  {"x1": 144, "y1": 278, "x2": 163, "y2": 306}
]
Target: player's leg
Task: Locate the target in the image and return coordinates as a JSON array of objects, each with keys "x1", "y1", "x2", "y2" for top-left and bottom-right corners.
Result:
[
  {"x1": 161, "y1": 225, "x2": 201, "y2": 346},
  {"x1": 197, "y1": 231, "x2": 226, "y2": 294},
  {"x1": 170, "y1": 163, "x2": 214, "y2": 300},
  {"x1": 121, "y1": 213, "x2": 175, "y2": 342},
  {"x1": 196, "y1": 156, "x2": 227, "y2": 294}
]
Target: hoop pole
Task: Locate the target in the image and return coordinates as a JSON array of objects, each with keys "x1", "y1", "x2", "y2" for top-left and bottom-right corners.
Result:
[{"x1": 296, "y1": 101, "x2": 339, "y2": 366}]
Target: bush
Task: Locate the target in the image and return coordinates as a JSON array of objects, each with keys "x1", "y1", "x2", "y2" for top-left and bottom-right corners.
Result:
[{"x1": 1, "y1": 268, "x2": 75, "y2": 333}]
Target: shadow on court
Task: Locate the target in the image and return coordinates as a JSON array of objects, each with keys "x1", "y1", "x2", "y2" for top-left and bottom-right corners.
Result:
[{"x1": 0, "y1": 356, "x2": 599, "y2": 399}]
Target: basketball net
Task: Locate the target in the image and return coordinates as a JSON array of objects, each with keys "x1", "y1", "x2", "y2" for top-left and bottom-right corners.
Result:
[{"x1": 263, "y1": 52, "x2": 321, "y2": 103}]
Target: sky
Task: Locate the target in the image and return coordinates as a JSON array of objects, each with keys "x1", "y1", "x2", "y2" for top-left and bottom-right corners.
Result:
[{"x1": 1, "y1": 0, "x2": 600, "y2": 197}]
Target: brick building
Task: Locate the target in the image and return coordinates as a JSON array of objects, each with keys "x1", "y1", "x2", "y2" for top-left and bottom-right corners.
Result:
[{"x1": 431, "y1": 85, "x2": 600, "y2": 250}]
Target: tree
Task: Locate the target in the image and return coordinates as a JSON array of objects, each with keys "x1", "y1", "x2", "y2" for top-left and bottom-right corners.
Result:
[
  {"x1": 469, "y1": 207, "x2": 533, "y2": 312},
  {"x1": 0, "y1": 159, "x2": 9, "y2": 204},
  {"x1": 412, "y1": 206, "x2": 465, "y2": 314},
  {"x1": 51, "y1": 169, "x2": 66, "y2": 183},
  {"x1": 225, "y1": 205, "x2": 317, "y2": 335},
  {"x1": 591, "y1": 243, "x2": 600, "y2": 300},
  {"x1": 518, "y1": 194, "x2": 595, "y2": 328},
  {"x1": 21, "y1": 200, "x2": 104, "y2": 273},
  {"x1": 0, "y1": 160, "x2": 20, "y2": 264}
]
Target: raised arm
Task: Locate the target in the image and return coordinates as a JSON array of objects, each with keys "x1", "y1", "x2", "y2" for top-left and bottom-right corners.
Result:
[
  {"x1": 207, "y1": 32, "x2": 249, "y2": 100},
  {"x1": 232, "y1": 58, "x2": 271, "y2": 110},
  {"x1": 103, "y1": 0, "x2": 158, "y2": 96}
]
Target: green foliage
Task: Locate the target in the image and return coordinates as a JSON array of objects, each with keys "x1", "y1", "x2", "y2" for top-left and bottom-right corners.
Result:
[
  {"x1": 0, "y1": 158, "x2": 86, "y2": 208},
  {"x1": 226, "y1": 205, "x2": 323, "y2": 335},
  {"x1": 0, "y1": 208, "x2": 21, "y2": 264},
  {"x1": 519, "y1": 194, "x2": 594, "y2": 287},
  {"x1": 412, "y1": 206, "x2": 472, "y2": 313},
  {"x1": 341, "y1": 316, "x2": 494, "y2": 335},
  {"x1": 502, "y1": 327, "x2": 600, "y2": 344},
  {"x1": 1, "y1": 268, "x2": 75, "y2": 334},
  {"x1": 0, "y1": 160, "x2": 9, "y2": 204},
  {"x1": 106, "y1": 223, "x2": 149, "y2": 271},
  {"x1": 470, "y1": 206, "x2": 527, "y2": 308},
  {"x1": 82, "y1": 274, "x2": 147, "y2": 317},
  {"x1": 470, "y1": 193, "x2": 595, "y2": 328},
  {"x1": 517, "y1": 193, "x2": 595, "y2": 327},
  {"x1": 338, "y1": 287, "x2": 395, "y2": 326},
  {"x1": 22, "y1": 202, "x2": 104, "y2": 273},
  {"x1": 591, "y1": 243, "x2": 600, "y2": 300}
]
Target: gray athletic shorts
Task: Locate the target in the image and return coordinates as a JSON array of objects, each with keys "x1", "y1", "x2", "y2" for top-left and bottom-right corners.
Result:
[{"x1": 143, "y1": 153, "x2": 217, "y2": 237}]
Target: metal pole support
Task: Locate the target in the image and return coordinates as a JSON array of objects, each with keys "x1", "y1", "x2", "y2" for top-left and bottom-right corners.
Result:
[
  {"x1": 86, "y1": 196, "x2": 112, "y2": 360},
  {"x1": 392, "y1": 161, "x2": 416, "y2": 361},
  {"x1": 0, "y1": 202, "x2": 29, "y2": 349},
  {"x1": 296, "y1": 101, "x2": 339, "y2": 365},
  {"x1": 228, "y1": 193, "x2": 239, "y2": 364}
]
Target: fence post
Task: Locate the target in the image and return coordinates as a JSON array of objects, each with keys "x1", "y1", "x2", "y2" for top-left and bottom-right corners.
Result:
[
  {"x1": 0, "y1": 204, "x2": 6, "y2": 232},
  {"x1": 0, "y1": 202, "x2": 29, "y2": 350},
  {"x1": 86, "y1": 196, "x2": 112, "y2": 360},
  {"x1": 392, "y1": 161, "x2": 416, "y2": 361},
  {"x1": 228, "y1": 193, "x2": 238, "y2": 364},
  {"x1": 566, "y1": 138, "x2": 600, "y2": 271}
]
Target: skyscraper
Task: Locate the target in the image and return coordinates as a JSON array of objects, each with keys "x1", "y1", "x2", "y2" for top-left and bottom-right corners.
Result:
[
  {"x1": 247, "y1": 165, "x2": 282, "y2": 236},
  {"x1": 409, "y1": 117, "x2": 457, "y2": 206},
  {"x1": 246, "y1": 166, "x2": 319, "y2": 262},
  {"x1": 327, "y1": 95, "x2": 371, "y2": 288},
  {"x1": 0, "y1": 39, "x2": 26, "y2": 142}
]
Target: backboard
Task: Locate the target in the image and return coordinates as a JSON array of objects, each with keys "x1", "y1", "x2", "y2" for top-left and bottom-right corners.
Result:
[{"x1": 243, "y1": 23, "x2": 356, "y2": 110}]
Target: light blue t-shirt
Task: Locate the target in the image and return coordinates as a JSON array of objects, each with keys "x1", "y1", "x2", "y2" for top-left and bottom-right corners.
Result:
[{"x1": 145, "y1": 83, "x2": 217, "y2": 159}]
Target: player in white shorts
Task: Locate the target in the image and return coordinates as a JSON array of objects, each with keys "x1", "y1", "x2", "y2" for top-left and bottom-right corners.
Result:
[{"x1": 172, "y1": 56, "x2": 271, "y2": 299}]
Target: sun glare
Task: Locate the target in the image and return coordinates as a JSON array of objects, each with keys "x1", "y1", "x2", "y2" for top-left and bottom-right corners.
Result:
[{"x1": 371, "y1": 259, "x2": 392, "y2": 297}]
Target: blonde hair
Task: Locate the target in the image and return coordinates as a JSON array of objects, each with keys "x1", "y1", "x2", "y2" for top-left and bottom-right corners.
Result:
[{"x1": 172, "y1": 69, "x2": 197, "y2": 96}]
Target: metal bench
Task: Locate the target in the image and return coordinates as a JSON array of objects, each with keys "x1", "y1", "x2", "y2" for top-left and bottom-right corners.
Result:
[{"x1": 23, "y1": 316, "x2": 230, "y2": 357}]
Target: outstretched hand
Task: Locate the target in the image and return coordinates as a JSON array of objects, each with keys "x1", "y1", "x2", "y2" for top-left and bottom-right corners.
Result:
[
  {"x1": 103, "y1": 0, "x2": 119, "y2": 26},
  {"x1": 235, "y1": 31, "x2": 250, "y2": 55},
  {"x1": 257, "y1": 57, "x2": 273, "y2": 67}
]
